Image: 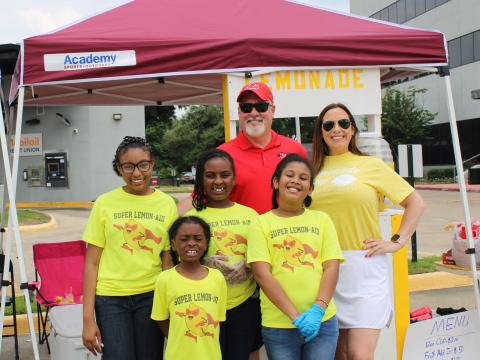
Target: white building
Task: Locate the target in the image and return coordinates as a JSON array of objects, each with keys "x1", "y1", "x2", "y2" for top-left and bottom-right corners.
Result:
[
  {"x1": 1, "y1": 44, "x2": 145, "y2": 203},
  {"x1": 350, "y1": 0, "x2": 480, "y2": 166}
]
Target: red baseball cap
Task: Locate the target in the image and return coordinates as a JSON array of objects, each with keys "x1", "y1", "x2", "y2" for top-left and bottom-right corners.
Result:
[{"x1": 237, "y1": 82, "x2": 274, "y2": 103}]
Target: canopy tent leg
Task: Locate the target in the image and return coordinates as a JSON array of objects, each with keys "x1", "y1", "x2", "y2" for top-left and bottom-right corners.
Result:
[
  {"x1": 440, "y1": 69, "x2": 480, "y2": 319},
  {"x1": 0, "y1": 107, "x2": 16, "y2": 252},
  {"x1": 222, "y1": 75, "x2": 234, "y2": 141},
  {"x1": 0, "y1": 87, "x2": 40, "y2": 359}
]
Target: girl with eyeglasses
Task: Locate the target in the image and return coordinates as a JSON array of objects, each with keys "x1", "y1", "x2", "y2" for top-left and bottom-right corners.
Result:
[
  {"x1": 82, "y1": 136, "x2": 178, "y2": 360},
  {"x1": 309, "y1": 103, "x2": 425, "y2": 360}
]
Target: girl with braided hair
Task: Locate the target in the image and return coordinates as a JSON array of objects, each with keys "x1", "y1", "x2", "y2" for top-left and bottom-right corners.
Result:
[
  {"x1": 186, "y1": 149, "x2": 262, "y2": 360},
  {"x1": 82, "y1": 136, "x2": 178, "y2": 360}
]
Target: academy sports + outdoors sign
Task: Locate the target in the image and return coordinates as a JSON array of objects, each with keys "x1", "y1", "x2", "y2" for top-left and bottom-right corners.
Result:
[{"x1": 44, "y1": 50, "x2": 136, "y2": 71}]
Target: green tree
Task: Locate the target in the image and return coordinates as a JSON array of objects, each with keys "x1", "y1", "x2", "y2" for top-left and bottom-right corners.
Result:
[
  {"x1": 381, "y1": 87, "x2": 436, "y2": 159},
  {"x1": 144, "y1": 105, "x2": 176, "y2": 171},
  {"x1": 161, "y1": 106, "x2": 225, "y2": 171}
]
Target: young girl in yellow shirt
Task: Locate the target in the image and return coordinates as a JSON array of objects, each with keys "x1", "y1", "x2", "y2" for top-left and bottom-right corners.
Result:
[
  {"x1": 186, "y1": 149, "x2": 261, "y2": 360},
  {"x1": 82, "y1": 136, "x2": 177, "y2": 360},
  {"x1": 151, "y1": 216, "x2": 227, "y2": 360},
  {"x1": 247, "y1": 154, "x2": 343, "y2": 360}
]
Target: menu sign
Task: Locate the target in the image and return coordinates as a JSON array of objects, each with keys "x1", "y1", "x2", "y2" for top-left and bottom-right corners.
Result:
[{"x1": 403, "y1": 310, "x2": 480, "y2": 360}]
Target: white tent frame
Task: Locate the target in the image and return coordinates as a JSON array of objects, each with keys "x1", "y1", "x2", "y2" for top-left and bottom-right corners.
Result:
[{"x1": 1, "y1": 62, "x2": 479, "y2": 360}]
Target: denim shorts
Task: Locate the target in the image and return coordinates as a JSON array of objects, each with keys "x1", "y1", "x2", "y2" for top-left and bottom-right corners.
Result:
[
  {"x1": 95, "y1": 291, "x2": 164, "y2": 360},
  {"x1": 262, "y1": 315, "x2": 339, "y2": 360}
]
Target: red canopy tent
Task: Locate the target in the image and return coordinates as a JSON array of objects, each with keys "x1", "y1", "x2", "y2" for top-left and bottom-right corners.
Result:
[
  {"x1": 2, "y1": 1, "x2": 479, "y2": 359},
  {"x1": 10, "y1": 0, "x2": 447, "y2": 106}
]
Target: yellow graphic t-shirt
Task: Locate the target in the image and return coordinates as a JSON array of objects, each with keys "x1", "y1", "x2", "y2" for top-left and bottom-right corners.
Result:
[
  {"x1": 187, "y1": 203, "x2": 258, "y2": 309},
  {"x1": 83, "y1": 187, "x2": 178, "y2": 295},
  {"x1": 151, "y1": 267, "x2": 227, "y2": 360},
  {"x1": 247, "y1": 209, "x2": 343, "y2": 328},
  {"x1": 310, "y1": 152, "x2": 414, "y2": 250}
]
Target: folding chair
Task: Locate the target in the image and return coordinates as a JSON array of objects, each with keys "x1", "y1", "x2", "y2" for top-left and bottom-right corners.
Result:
[{"x1": 31, "y1": 240, "x2": 85, "y2": 353}]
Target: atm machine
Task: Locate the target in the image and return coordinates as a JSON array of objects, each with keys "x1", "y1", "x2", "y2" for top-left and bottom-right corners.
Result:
[{"x1": 44, "y1": 152, "x2": 68, "y2": 188}]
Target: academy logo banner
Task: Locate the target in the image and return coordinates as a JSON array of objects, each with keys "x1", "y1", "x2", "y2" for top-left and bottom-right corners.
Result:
[{"x1": 44, "y1": 50, "x2": 136, "y2": 71}]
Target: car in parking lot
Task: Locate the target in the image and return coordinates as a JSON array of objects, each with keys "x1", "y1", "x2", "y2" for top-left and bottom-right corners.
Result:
[{"x1": 179, "y1": 171, "x2": 195, "y2": 184}]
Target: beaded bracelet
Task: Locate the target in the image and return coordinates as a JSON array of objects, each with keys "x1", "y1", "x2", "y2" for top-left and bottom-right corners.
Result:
[{"x1": 316, "y1": 298, "x2": 329, "y2": 308}]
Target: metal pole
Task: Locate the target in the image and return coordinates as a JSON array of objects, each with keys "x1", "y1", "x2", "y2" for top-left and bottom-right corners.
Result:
[
  {"x1": 0, "y1": 106, "x2": 15, "y2": 253},
  {"x1": 294, "y1": 116, "x2": 302, "y2": 143},
  {"x1": 441, "y1": 72, "x2": 480, "y2": 318},
  {"x1": 406, "y1": 144, "x2": 418, "y2": 262},
  {"x1": 0, "y1": 87, "x2": 40, "y2": 359}
]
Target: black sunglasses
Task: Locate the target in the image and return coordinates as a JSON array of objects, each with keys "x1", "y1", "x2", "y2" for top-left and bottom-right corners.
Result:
[
  {"x1": 322, "y1": 119, "x2": 351, "y2": 132},
  {"x1": 239, "y1": 102, "x2": 270, "y2": 113}
]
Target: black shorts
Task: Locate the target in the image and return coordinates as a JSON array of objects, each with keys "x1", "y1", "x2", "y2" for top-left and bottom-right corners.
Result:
[{"x1": 220, "y1": 294, "x2": 263, "y2": 360}]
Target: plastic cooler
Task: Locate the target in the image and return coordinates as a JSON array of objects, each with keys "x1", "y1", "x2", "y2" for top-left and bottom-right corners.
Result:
[{"x1": 49, "y1": 304, "x2": 101, "y2": 360}]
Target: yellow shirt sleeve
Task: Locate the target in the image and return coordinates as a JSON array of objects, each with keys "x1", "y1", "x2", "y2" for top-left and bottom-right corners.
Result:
[
  {"x1": 83, "y1": 196, "x2": 107, "y2": 248},
  {"x1": 246, "y1": 217, "x2": 271, "y2": 265},
  {"x1": 151, "y1": 272, "x2": 169, "y2": 321},
  {"x1": 367, "y1": 157, "x2": 414, "y2": 205}
]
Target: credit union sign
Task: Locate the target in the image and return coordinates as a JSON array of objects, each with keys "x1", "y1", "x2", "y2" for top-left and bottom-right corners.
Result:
[{"x1": 9, "y1": 133, "x2": 43, "y2": 156}]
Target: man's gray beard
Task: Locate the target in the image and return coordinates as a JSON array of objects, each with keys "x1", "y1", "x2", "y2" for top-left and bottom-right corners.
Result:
[{"x1": 244, "y1": 122, "x2": 266, "y2": 137}]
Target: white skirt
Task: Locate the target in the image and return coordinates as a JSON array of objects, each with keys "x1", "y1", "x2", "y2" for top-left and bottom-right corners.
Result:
[{"x1": 334, "y1": 250, "x2": 392, "y2": 329}]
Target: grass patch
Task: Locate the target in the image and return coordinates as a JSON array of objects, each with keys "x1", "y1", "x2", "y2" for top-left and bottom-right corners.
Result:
[
  {"x1": 416, "y1": 178, "x2": 454, "y2": 184},
  {"x1": 2, "y1": 209, "x2": 51, "y2": 226},
  {"x1": 158, "y1": 185, "x2": 192, "y2": 194},
  {"x1": 163, "y1": 189, "x2": 193, "y2": 194},
  {"x1": 4, "y1": 294, "x2": 37, "y2": 316},
  {"x1": 408, "y1": 256, "x2": 442, "y2": 275}
]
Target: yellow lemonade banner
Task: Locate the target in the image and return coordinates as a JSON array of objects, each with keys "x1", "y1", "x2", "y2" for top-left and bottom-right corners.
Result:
[{"x1": 227, "y1": 68, "x2": 381, "y2": 119}]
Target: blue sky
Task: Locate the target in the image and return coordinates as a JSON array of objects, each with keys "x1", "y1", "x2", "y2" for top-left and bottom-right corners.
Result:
[{"x1": 0, "y1": 0, "x2": 349, "y2": 44}]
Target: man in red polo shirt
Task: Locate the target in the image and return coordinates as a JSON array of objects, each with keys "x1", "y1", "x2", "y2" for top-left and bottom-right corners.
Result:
[{"x1": 218, "y1": 82, "x2": 307, "y2": 214}]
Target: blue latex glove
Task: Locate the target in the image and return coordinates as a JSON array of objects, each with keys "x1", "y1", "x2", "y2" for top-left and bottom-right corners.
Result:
[
  {"x1": 298, "y1": 304, "x2": 326, "y2": 342},
  {"x1": 292, "y1": 312, "x2": 316, "y2": 340}
]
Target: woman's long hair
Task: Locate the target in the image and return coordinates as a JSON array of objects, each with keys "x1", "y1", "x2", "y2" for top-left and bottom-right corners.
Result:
[{"x1": 311, "y1": 103, "x2": 364, "y2": 175}]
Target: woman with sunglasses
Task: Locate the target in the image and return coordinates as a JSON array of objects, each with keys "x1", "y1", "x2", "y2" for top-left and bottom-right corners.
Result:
[
  {"x1": 82, "y1": 136, "x2": 178, "y2": 360},
  {"x1": 309, "y1": 103, "x2": 425, "y2": 360}
]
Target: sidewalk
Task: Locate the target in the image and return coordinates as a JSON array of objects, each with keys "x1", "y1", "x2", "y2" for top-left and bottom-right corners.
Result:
[{"x1": 416, "y1": 183, "x2": 480, "y2": 192}]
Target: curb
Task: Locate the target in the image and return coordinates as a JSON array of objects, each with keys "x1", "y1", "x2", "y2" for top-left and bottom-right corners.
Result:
[
  {"x1": 11, "y1": 202, "x2": 94, "y2": 208},
  {"x1": 3, "y1": 313, "x2": 46, "y2": 336},
  {"x1": 415, "y1": 184, "x2": 480, "y2": 192},
  {"x1": 408, "y1": 271, "x2": 473, "y2": 292},
  {"x1": 5, "y1": 213, "x2": 57, "y2": 233}
]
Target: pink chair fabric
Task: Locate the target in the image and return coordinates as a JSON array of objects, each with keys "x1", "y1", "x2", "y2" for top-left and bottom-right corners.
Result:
[{"x1": 33, "y1": 240, "x2": 85, "y2": 307}]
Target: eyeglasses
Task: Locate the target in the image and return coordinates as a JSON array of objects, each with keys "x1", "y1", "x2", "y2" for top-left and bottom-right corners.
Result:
[
  {"x1": 119, "y1": 160, "x2": 153, "y2": 173},
  {"x1": 322, "y1": 119, "x2": 351, "y2": 132},
  {"x1": 239, "y1": 102, "x2": 270, "y2": 113}
]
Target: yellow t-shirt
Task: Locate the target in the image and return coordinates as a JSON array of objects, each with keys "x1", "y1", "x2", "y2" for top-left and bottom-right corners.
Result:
[
  {"x1": 247, "y1": 209, "x2": 343, "y2": 328},
  {"x1": 187, "y1": 203, "x2": 258, "y2": 309},
  {"x1": 310, "y1": 152, "x2": 414, "y2": 250},
  {"x1": 82, "y1": 187, "x2": 178, "y2": 296},
  {"x1": 151, "y1": 266, "x2": 227, "y2": 360}
]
